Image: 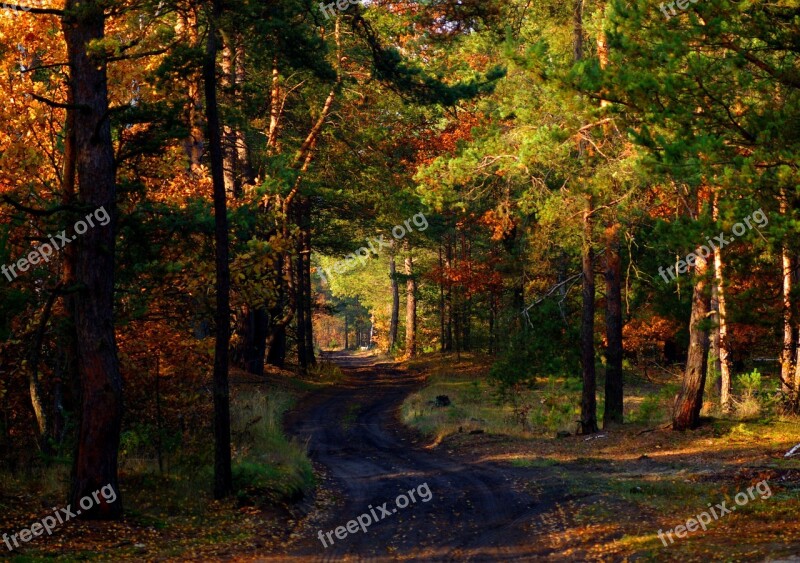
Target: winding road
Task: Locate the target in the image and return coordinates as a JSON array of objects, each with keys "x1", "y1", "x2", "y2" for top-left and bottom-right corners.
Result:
[{"x1": 272, "y1": 352, "x2": 570, "y2": 562}]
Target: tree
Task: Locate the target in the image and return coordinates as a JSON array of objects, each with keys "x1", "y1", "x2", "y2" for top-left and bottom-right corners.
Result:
[
  {"x1": 61, "y1": 0, "x2": 124, "y2": 518},
  {"x1": 202, "y1": 0, "x2": 232, "y2": 498}
]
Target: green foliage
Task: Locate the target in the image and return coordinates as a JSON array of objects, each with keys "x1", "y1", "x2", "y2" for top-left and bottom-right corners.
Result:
[
  {"x1": 229, "y1": 390, "x2": 315, "y2": 502},
  {"x1": 737, "y1": 369, "x2": 762, "y2": 397},
  {"x1": 630, "y1": 384, "x2": 679, "y2": 426},
  {"x1": 489, "y1": 301, "x2": 579, "y2": 392}
]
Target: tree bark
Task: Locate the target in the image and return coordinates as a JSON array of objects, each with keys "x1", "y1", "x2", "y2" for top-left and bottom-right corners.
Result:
[
  {"x1": 389, "y1": 250, "x2": 399, "y2": 351},
  {"x1": 57, "y1": 82, "x2": 78, "y2": 449},
  {"x1": 203, "y1": 0, "x2": 233, "y2": 498},
  {"x1": 781, "y1": 190, "x2": 794, "y2": 394},
  {"x1": 64, "y1": 0, "x2": 123, "y2": 518},
  {"x1": 673, "y1": 250, "x2": 711, "y2": 430},
  {"x1": 301, "y1": 198, "x2": 315, "y2": 367},
  {"x1": 295, "y1": 204, "x2": 308, "y2": 372},
  {"x1": 603, "y1": 223, "x2": 623, "y2": 427},
  {"x1": 220, "y1": 38, "x2": 237, "y2": 197},
  {"x1": 579, "y1": 194, "x2": 598, "y2": 434},
  {"x1": 175, "y1": 9, "x2": 203, "y2": 173},
  {"x1": 438, "y1": 244, "x2": 445, "y2": 352},
  {"x1": 405, "y1": 252, "x2": 417, "y2": 357},
  {"x1": 444, "y1": 235, "x2": 453, "y2": 351},
  {"x1": 573, "y1": 0, "x2": 584, "y2": 62},
  {"x1": 712, "y1": 196, "x2": 732, "y2": 412}
]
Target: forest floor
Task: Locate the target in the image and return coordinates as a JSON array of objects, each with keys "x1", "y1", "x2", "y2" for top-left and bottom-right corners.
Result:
[
  {"x1": 261, "y1": 352, "x2": 800, "y2": 562},
  {"x1": 1, "y1": 352, "x2": 799, "y2": 561}
]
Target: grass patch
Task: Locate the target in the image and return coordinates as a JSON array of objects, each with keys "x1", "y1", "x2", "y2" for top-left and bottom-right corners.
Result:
[{"x1": 230, "y1": 389, "x2": 315, "y2": 503}]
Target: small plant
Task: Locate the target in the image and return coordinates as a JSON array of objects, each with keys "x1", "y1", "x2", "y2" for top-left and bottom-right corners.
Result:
[
  {"x1": 732, "y1": 369, "x2": 764, "y2": 420},
  {"x1": 737, "y1": 369, "x2": 762, "y2": 397},
  {"x1": 631, "y1": 394, "x2": 661, "y2": 425}
]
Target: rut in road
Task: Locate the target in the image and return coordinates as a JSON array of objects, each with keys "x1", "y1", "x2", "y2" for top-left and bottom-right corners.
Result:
[{"x1": 272, "y1": 352, "x2": 574, "y2": 562}]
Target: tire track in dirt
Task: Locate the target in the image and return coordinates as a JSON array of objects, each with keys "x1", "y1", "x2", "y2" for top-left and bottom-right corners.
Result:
[{"x1": 268, "y1": 353, "x2": 572, "y2": 562}]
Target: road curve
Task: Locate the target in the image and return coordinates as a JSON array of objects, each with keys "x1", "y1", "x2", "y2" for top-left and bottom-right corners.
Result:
[{"x1": 269, "y1": 352, "x2": 567, "y2": 562}]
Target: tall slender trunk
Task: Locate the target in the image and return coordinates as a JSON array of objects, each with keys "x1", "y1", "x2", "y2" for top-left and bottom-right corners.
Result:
[
  {"x1": 302, "y1": 198, "x2": 315, "y2": 366},
  {"x1": 176, "y1": 9, "x2": 203, "y2": 173},
  {"x1": 573, "y1": 0, "x2": 584, "y2": 62},
  {"x1": 579, "y1": 195, "x2": 598, "y2": 434},
  {"x1": 220, "y1": 38, "x2": 237, "y2": 197},
  {"x1": 444, "y1": 235, "x2": 453, "y2": 351},
  {"x1": 64, "y1": 0, "x2": 123, "y2": 518},
  {"x1": 781, "y1": 191, "x2": 794, "y2": 394},
  {"x1": 389, "y1": 250, "x2": 399, "y2": 351},
  {"x1": 461, "y1": 235, "x2": 471, "y2": 351},
  {"x1": 438, "y1": 244, "x2": 445, "y2": 352},
  {"x1": 673, "y1": 250, "x2": 711, "y2": 430},
  {"x1": 29, "y1": 287, "x2": 61, "y2": 455},
  {"x1": 405, "y1": 252, "x2": 417, "y2": 357},
  {"x1": 295, "y1": 203, "x2": 308, "y2": 372},
  {"x1": 56, "y1": 84, "x2": 78, "y2": 448},
  {"x1": 603, "y1": 223, "x2": 623, "y2": 427},
  {"x1": 203, "y1": 0, "x2": 232, "y2": 498},
  {"x1": 712, "y1": 195, "x2": 732, "y2": 412}
]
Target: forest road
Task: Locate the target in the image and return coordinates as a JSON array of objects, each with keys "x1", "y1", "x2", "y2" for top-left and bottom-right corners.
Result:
[{"x1": 267, "y1": 352, "x2": 571, "y2": 562}]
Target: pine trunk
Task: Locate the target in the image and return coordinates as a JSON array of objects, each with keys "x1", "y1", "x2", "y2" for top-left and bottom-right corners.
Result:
[
  {"x1": 712, "y1": 197, "x2": 732, "y2": 412},
  {"x1": 580, "y1": 195, "x2": 598, "y2": 434},
  {"x1": 405, "y1": 253, "x2": 417, "y2": 357},
  {"x1": 389, "y1": 252, "x2": 399, "y2": 351},
  {"x1": 673, "y1": 251, "x2": 711, "y2": 430},
  {"x1": 603, "y1": 223, "x2": 624, "y2": 427},
  {"x1": 64, "y1": 0, "x2": 123, "y2": 518},
  {"x1": 203, "y1": 0, "x2": 233, "y2": 498}
]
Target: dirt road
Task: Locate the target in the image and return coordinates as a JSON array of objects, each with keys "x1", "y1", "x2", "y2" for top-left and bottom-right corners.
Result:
[{"x1": 272, "y1": 352, "x2": 569, "y2": 562}]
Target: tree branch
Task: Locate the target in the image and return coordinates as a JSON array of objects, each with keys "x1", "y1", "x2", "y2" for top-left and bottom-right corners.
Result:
[
  {"x1": 1, "y1": 195, "x2": 77, "y2": 217},
  {"x1": 0, "y1": 3, "x2": 63, "y2": 15},
  {"x1": 30, "y1": 93, "x2": 89, "y2": 112}
]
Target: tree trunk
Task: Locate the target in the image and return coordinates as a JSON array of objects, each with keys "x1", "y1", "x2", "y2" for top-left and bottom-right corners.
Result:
[
  {"x1": 405, "y1": 252, "x2": 417, "y2": 357},
  {"x1": 266, "y1": 254, "x2": 294, "y2": 368},
  {"x1": 389, "y1": 251, "x2": 399, "y2": 351},
  {"x1": 781, "y1": 190, "x2": 794, "y2": 394},
  {"x1": 673, "y1": 250, "x2": 711, "y2": 430},
  {"x1": 461, "y1": 235, "x2": 471, "y2": 351},
  {"x1": 603, "y1": 223, "x2": 623, "y2": 427},
  {"x1": 266, "y1": 324, "x2": 287, "y2": 366},
  {"x1": 57, "y1": 79, "x2": 78, "y2": 450},
  {"x1": 175, "y1": 9, "x2": 203, "y2": 173},
  {"x1": 203, "y1": 0, "x2": 233, "y2": 498},
  {"x1": 64, "y1": 0, "x2": 123, "y2": 518},
  {"x1": 302, "y1": 198, "x2": 315, "y2": 366},
  {"x1": 444, "y1": 235, "x2": 453, "y2": 351},
  {"x1": 579, "y1": 195, "x2": 598, "y2": 434},
  {"x1": 295, "y1": 204, "x2": 308, "y2": 372},
  {"x1": 220, "y1": 38, "x2": 237, "y2": 197},
  {"x1": 712, "y1": 196, "x2": 732, "y2": 412},
  {"x1": 438, "y1": 244, "x2": 445, "y2": 352},
  {"x1": 573, "y1": 0, "x2": 584, "y2": 62}
]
